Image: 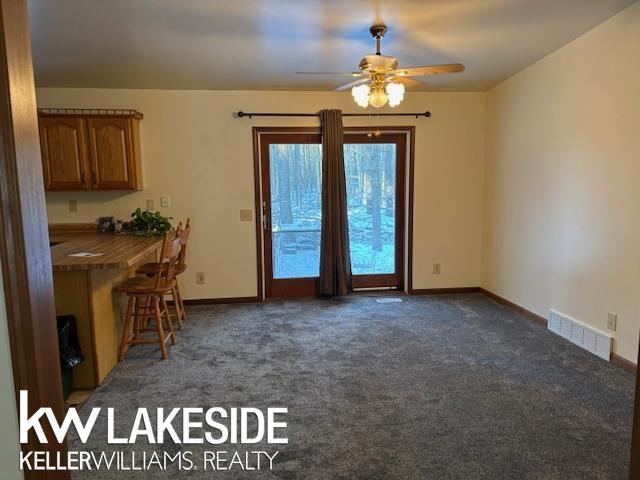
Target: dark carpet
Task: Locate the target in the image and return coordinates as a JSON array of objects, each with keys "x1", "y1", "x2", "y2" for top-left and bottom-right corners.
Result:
[{"x1": 69, "y1": 293, "x2": 634, "y2": 479}]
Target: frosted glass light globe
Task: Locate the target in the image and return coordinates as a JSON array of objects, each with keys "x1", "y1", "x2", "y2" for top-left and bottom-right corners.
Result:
[
  {"x1": 386, "y1": 82, "x2": 405, "y2": 107},
  {"x1": 369, "y1": 87, "x2": 388, "y2": 108},
  {"x1": 351, "y1": 84, "x2": 370, "y2": 108}
]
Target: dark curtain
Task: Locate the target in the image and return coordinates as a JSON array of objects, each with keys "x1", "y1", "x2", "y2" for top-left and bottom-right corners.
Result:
[{"x1": 317, "y1": 109, "x2": 353, "y2": 296}]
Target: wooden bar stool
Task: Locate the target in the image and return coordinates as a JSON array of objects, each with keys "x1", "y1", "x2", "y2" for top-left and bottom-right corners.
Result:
[
  {"x1": 137, "y1": 218, "x2": 191, "y2": 329},
  {"x1": 116, "y1": 233, "x2": 181, "y2": 360}
]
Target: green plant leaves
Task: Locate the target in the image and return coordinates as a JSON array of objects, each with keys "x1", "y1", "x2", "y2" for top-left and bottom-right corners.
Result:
[{"x1": 127, "y1": 208, "x2": 172, "y2": 237}]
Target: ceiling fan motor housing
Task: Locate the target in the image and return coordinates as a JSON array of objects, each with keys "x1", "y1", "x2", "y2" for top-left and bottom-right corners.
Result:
[
  {"x1": 359, "y1": 54, "x2": 398, "y2": 73},
  {"x1": 370, "y1": 24, "x2": 387, "y2": 39}
]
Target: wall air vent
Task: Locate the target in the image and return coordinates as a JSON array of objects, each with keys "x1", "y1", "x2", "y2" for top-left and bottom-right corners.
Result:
[{"x1": 548, "y1": 310, "x2": 612, "y2": 361}]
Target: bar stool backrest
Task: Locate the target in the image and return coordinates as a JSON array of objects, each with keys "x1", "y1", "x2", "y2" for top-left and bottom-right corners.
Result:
[
  {"x1": 154, "y1": 233, "x2": 182, "y2": 289},
  {"x1": 177, "y1": 218, "x2": 191, "y2": 270}
]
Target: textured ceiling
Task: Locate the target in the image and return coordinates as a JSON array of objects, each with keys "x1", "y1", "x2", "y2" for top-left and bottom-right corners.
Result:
[{"x1": 28, "y1": 0, "x2": 636, "y2": 92}]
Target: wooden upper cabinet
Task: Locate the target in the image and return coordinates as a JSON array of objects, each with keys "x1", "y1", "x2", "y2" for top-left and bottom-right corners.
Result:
[
  {"x1": 39, "y1": 116, "x2": 89, "y2": 190},
  {"x1": 87, "y1": 116, "x2": 141, "y2": 190},
  {"x1": 38, "y1": 109, "x2": 143, "y2": 191}
]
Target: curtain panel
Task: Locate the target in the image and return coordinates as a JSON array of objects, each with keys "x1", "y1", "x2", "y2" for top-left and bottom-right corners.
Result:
[{"x1": 317, "y1": 109, "x2": 353, "y2": 296}]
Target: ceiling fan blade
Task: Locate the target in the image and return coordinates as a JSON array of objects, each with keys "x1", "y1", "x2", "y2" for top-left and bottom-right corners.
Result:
[
  {"x1": 392, "y1": 63, "x2": 465, "y2": 77},
  {"x1": 335, "y1": 78, "x2": 369, "y2": 92},
  {"x1": 296, "y1": 71, "x2": 363, "y2": 77},
  {"x1": 388, "y1": 76, "x2": 423, "y2": 88}
]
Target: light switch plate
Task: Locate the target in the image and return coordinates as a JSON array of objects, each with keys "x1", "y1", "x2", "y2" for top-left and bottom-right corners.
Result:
[
  {"x1": 146, "y1": 199, "x2": 155, "y2": 210},
  {"x1": 433, "y1": 263, "x2": 441, "y2": 274},
  {"x1": 68, "y1": 200, "x2": 78, "y2": 213},
  {"x1": 239, "y1": 209, "x2": 253, "y2": 221},
  {"x1": 196, "y1": 272, "x2": 205, "y2": 285},
  {"x1": 607, "y1": 312, "x2": 617, "y2": 331},
  {"x1": 160, "y1": 196, "x2": 170, "y2": 208}
]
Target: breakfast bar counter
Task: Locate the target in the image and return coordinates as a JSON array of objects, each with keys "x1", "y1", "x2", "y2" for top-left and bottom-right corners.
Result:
[
  {"x1": 50, "y1": 230, "x2": 163, "y2": 389},
  {"x1": 51, "y1": 233, "x2": 163, "y2": 271}
]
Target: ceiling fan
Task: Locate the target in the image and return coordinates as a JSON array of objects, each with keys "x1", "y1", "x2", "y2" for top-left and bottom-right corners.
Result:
[{"x1": 297, "y1": 24, "x2": 464, "y2": 108}]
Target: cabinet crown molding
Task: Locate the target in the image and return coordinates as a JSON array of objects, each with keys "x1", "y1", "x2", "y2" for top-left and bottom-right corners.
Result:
[{"x1": 38, "y1": 108, "x2": 143, "y2": 120}]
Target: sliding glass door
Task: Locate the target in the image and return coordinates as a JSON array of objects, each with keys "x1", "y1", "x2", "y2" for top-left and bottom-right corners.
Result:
[{"x1": 260, "y1": 132, "x2": 406, "y2": 297}]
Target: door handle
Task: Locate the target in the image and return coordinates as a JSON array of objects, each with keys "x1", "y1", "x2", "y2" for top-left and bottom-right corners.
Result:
[{"x1": 262, "y1": 201, "x2": 270, "y2": 231}]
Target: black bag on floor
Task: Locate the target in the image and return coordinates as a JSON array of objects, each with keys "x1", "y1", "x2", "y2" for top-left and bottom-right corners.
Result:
[{"x1": 56, "y1": 315, "x2": 84, "y2": 369}]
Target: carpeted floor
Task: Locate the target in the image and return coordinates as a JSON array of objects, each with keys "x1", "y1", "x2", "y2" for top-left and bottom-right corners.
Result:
[{"x1": 69, "y1": 293, "x2": 634, "y2": 479}]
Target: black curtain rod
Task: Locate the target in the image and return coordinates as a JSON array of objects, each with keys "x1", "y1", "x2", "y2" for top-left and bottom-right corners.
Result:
[{"x1": 236, "y1": 110, "x2": 430, "y2": 119}]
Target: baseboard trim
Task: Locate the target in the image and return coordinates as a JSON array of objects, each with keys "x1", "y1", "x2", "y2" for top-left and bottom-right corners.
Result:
[
  {"x1": 480, "y1": 288, "x2": 637, "y2": 374},
  {"x1": 410, "y1": 287, "x2": 481, "y2": 295},
  {"x1": 612, "y1": 353, "x2": 637, "y2": 375},
  {"x1": 479, "y1": 288, "x2": 548, "y2": 327},
  {"x1": 181, "y1": 296, "x2": 261, "y2": 305}
]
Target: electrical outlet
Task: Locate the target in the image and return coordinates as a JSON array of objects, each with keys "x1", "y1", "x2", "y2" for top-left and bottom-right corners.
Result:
[
  {"x1": 68, "y1": 200, "x2": 78, "y2": 213},
  {"x1": 146, "y1": 199, "x2": 155, "y2": 210},
  {"x1": 160, "y1": 196, "x2": 170, "y2": 208},
  {"x1": 433, "y1": 263, "x2": 441, "y2": 274},
  {"x1": 607, "y1": 312, "x2": 617, "y2": 331},
  {"x1": 239, "y1": 209, "x2": 253, "y2": 221},
  {"x1": 196, "y1": 272, "x2": 205, "y2": 285}
]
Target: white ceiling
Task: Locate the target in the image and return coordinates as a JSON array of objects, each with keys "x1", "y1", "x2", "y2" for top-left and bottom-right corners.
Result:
[{"x1": 28, "y1": 0, "x2": 636, "y2": 92}]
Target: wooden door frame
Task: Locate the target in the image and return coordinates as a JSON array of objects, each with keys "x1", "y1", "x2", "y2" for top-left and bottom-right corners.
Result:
[
  {"x1": 0, "y1": 1, "x2": 69, "y2": 479},
  {"x1": 252, "y1": 126, "x2": 416, "y2": 299}
]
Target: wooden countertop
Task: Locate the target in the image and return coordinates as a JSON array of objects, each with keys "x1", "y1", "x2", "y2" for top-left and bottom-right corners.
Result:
[{"x1": 50, "y1": 232, "x2": 162, "y2": 271}]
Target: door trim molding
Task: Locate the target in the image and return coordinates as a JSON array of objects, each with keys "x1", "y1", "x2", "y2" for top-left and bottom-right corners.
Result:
[
  {"x1": 0, "y1": 0, "x2": 69, "y2": 478},
  {"x1": 252, "y1": 127, "x2": 265, "y2": 300}
]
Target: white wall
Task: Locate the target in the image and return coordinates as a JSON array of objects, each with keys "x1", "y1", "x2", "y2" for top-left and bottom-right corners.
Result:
[
  {"x1": 38, "y1": 89, "x2": 486, "y2": 299},
  {"x1": 483, "y1": 2, "x2": 640, "y2": 362},
  {"x1": 0, "y1": 259, "x2": 23, "y2": 479}
]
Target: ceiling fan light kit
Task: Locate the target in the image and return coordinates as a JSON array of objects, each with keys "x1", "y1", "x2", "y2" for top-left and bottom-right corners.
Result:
[
  {"x1": 297, "y1": 23, "x2": 465, "y2": 109},
  {"x1": 352, "y1": 77, "x2": 405, "y2": 109},
  {"x1": 386, "y1": 82, "x2": 405, "y2": 107},
  {"x1": 352, "y1": 84, "x2": 370, "y2": 107}
]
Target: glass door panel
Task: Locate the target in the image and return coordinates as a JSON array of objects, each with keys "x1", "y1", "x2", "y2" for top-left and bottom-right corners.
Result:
[
  {"x1": 269, "y1": 143, "x2": 322, "y2": 279},
  {"x1": 344, "y1": 143, "x2": 397, "y2": 275}
]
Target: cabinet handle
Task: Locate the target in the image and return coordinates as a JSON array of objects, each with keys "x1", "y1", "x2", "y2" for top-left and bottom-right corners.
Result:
[{"x1": 92, "y1": 171, "x2": 98, "y2": 187}]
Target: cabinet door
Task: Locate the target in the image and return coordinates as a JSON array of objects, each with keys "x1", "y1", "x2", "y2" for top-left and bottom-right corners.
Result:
[
  {"x1": 39, "y1": 116, "x2": 90, "y2": 190},
  {"x1": 86, "y1": 117, "x2": 137, "y2": 190}
]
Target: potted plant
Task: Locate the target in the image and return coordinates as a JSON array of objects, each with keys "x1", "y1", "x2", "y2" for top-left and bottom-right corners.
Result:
[{"x1": 125, "y1": 208, "x2": 172, "y2": 237}]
